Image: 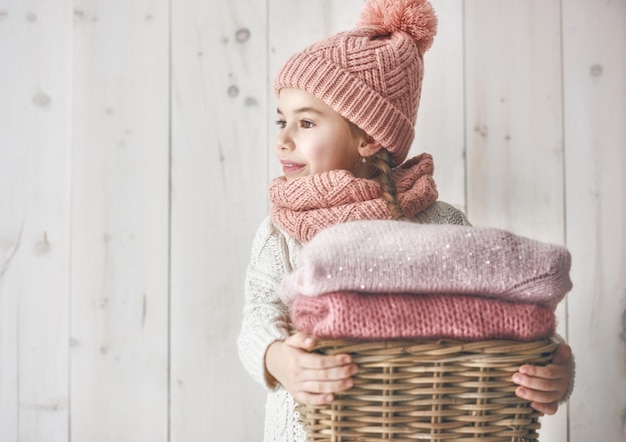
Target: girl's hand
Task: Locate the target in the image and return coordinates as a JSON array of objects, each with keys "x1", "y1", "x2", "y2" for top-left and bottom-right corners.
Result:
[
  {"x1": 265, "y1": 332, "x2": 358, "y2": 406},
  {"x1": 512, "y1": 342, "x2": 572, "y2": 415}
]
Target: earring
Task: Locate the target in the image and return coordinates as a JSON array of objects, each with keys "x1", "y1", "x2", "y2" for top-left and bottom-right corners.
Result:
[{"x1": 361, "y1": 156, "x2": 367, "y2": 163}]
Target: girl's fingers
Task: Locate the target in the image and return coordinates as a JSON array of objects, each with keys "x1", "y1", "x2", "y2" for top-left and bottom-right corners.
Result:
[
  {"x1": 515, "y1": 385, "x2": 561, "y2": 404},
  {"x1": 286, "y1": 333, "x2": 354, "y2": 370},
  {"x1": 513, "y1": 372, "x2": 558, "y2": 393},
  {"x1": 293, "y1": 391, "x2": 335, "y2": 406},
  {"x1": 285, "y1": 332, "x2": 317, "y2": 351},
  {"x1": 301, "y1": 376, "x2": 354, "y2": 394},
  {"x1": 517, "y1": 363, "x2": 564, "y2": 380},
  {"x1": 298, "y1": 352, "x2": 354, "y2": 372},
  {"x1": 530, "y1": 400, "x2": 559, "y2": 416},
  {"x1": 293, "y1": 376, "x2": 355, "y2": 405},
  {"x1": 513, "y1": 345, "x2": 572, "y2": 409},
  {"x1": 289, "y1": 359, "x2": 357, "y2": 394},
  {"x1": 298, "y1": 363, "x2": 358, "y2": 383},
  {"x1": 281, "y1": 332, "x2": 358, "y2": 406}
]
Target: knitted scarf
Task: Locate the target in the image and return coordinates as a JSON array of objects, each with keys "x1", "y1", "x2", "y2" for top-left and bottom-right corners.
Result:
[{"x1": 268, "y1": 153, "x2": 439, "y2": 243}]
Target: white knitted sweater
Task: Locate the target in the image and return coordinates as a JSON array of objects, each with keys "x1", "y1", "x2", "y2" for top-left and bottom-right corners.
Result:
[{"x1": 237, "y1": 201, "x2": 470, "y2": 441}]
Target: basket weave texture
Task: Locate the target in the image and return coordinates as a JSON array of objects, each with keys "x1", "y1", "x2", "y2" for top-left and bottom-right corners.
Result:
[{"x1": 297, "y1": 338, "x2": 557, "y2": 442}]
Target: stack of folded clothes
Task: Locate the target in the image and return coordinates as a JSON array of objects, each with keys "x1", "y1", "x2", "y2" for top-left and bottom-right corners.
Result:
[{"x1": 280, "y1": 220, "x2": 572, "y2": 342}]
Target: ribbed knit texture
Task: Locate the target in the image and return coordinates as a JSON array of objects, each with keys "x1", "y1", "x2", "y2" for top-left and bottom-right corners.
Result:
[
  {"x1": 280, "y1": 220, "x2": 572, "y2": 309},
  {"x1": 269, "y1": 154, "x2": 438, "y2": 243},
  {"x1": 291, "y1": 292, "x2": 556, "y2": 341},
  {"x1": 274, "y1": 0, "x2": 438, "y2": 167}
]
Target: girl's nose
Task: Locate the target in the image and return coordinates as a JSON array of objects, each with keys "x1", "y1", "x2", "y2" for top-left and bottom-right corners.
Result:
[{"x1": 275, "y1": 131, "x2": 295, "y2": 152}]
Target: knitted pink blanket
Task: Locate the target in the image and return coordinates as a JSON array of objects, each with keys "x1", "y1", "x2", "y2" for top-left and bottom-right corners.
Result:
[
  {"x1": 269, "y1": 154, "x2": 438, "y2": 243},
  {"x1": 280, "y1": 220, "x2": 572, "y2": 309},
  {"x1": 291, "y1": 292, "x2": 556, "y2": 341}
]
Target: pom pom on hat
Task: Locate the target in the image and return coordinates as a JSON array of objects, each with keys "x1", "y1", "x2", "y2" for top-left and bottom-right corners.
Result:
[
  {"x1": 358, "y1": 0, "x2": 438, "y2": 54},
  {"x1": 274, "y1": 0, "x2": 438, "y2": 167}
]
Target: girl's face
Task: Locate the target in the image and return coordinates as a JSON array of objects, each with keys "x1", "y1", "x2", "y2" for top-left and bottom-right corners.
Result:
[{"x1": 275, "y1": 88, "x2": 367, "y2": 181}]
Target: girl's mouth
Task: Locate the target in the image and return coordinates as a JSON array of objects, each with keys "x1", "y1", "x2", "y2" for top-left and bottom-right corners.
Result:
[{"x1": 281, "y1": 161, "x2": 305, "y2": 174}]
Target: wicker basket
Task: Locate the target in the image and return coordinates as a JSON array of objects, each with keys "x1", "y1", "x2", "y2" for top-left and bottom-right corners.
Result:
[{"x1": 297, "y1": 338, "x2": 557, "y2": 442}]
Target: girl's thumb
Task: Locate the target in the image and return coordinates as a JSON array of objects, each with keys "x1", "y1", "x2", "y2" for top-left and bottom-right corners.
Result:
[
  {"x1": 288, "y1": 332, "x2": 316, "y2": 350},
  {"x1": 552, "y1": 343, "x2": 572, "y2": 365}
]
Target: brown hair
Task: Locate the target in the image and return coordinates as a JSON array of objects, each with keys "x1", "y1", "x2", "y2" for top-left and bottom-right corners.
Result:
[
  {"x1": 370, "y1": 149, "x2": 406, "y2": 220},
  {"x1": 347, "y1": 121, "x2": 406, "y2": 220}
]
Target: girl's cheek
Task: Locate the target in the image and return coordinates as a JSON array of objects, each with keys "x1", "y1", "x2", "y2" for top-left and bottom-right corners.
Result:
[{"x1": 306, "y1": 147, "x2": 329, "y2": 165}]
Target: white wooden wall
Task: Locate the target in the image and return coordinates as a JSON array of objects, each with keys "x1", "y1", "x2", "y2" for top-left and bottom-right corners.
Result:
[{"x1": 1, "y1": 0, "x2": 624, "y2": 441}]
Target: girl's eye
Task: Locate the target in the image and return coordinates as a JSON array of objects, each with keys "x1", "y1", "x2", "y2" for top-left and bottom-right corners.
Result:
[
  {"x1": 275, "y1": 120, "x2": 286, "y2": 129},
  {"x1": 300, "y1": 120, "x2": 314, "y2": 129}
]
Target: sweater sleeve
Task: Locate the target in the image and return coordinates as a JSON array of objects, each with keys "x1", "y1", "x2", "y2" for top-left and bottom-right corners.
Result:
[
  {"x1": 237, "y1": 216, "x2": 292, "y2": 389},
  {"x1": 413, "y1": 201, "x2": 471, "y2": 226},
  {"x1": 554, "y1": 333, "x2": 576, "y2": 404}
]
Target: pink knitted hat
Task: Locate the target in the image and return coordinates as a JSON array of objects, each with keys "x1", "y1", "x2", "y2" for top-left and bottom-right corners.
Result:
[{"x1": 274, "y1": 0, "x2": 438, "y2": 167}]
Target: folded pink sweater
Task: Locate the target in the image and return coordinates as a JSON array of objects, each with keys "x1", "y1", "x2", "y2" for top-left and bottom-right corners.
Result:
[
  {"x1": 291, "y1": 292, "x2": 556, "y2": 341},
  {"x1": 280, "y1": 220, "x2": 572, "y2": 309}
]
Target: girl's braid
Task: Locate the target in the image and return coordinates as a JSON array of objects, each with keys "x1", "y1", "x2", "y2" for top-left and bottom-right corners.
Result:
[
  {"x1": 346, "y1": 120, "x2": 406, "y2": 220},
  {"x1": 371, "y1": 149, "x2": 406, "y2": 220}
]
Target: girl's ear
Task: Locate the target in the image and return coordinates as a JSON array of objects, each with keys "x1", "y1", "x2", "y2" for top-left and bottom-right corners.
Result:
[{"x1": 358, "y1": 136, "x2": 383, "y2": 158}]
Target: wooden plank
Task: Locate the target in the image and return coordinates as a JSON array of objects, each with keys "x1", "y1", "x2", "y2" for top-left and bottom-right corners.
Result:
[
  {"x1": 464, "y1": 1, "x2": 567, "y2": 440},
  {"x1": 562, "y1": 0, "x2": 626, "y2": 440},
  {"x1": 0, "y1": 1, "x2": 72, "y2": 441},
  {"x1": 70, "y1": 1, "x2": 170, "y2": 440},
  {"x1": 0, "y1": 4, "x2": 24, "y2": 437},
  {"x1": 465, "y1": 0, "x2": 565, "y2": 238},
  {"x1": 415, "y1": 0, "x2": 466, "y2": 211},
  {"x1": 169, "y1": 0, "x2": 269, "y2": 440}
]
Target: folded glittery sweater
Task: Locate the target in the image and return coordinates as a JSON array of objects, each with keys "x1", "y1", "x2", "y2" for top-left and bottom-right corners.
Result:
[
  {"x1": 279, "y1": 220, "x2": 572, "y2": 310},
  {"x1": 291, "y1": 292, "x2": 556, "y2": 341}
]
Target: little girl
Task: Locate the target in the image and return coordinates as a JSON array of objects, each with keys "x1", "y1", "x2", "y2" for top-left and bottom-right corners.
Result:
[{"x1": 237, "y1": 0, "x2": 574, "y2": 440}]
